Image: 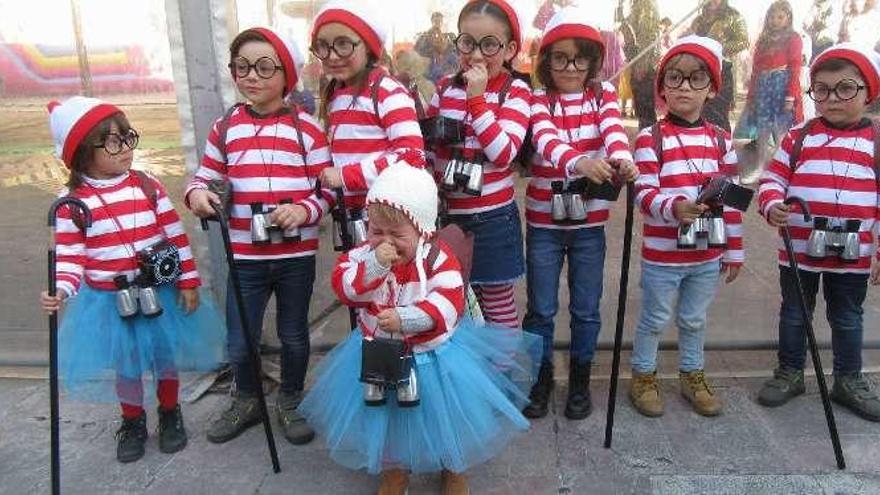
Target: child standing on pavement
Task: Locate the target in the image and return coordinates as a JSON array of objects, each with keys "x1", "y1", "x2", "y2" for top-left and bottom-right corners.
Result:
[
  {"x1": 521, "y1": 8, "x2": 638, "y2": 420},
  {"x1": 630, "y1": 36, "x2": 745, "y2": 418},
  {"x1": 426, "y1": 0, "x2": 531, "y2": 328},
  {"x1": 42, "y1": 97, "x2": 224, "y2": 463},
  {"x1": 756, "y1": 43, "x2": 880, "y2": 423},
  {"x1": 300, "y1": 163, "x2": 536, "y2": 495},
  {"x1": 186, "y1": 27, "x2": 333, "y2": 446}
]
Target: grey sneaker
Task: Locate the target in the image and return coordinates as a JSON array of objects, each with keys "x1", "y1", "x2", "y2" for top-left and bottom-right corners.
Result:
[
  {"x1": 276, "y1": 391, "x2": 315, "y2": 445},
  {"x1": 831, "y1": 373, "x2": 880, "y2": 422},
  {"x1": 206, "y1": 396, "x2": 261, "y2": 444},
  {"x1": 757, "y1": 368, "x2": 805, "y2": 407}
]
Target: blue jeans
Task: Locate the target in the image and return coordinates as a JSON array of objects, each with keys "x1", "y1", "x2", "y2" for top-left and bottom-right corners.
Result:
[
  {"x1": 631, "y1": 260, "x2": 721, "y2": 373},
  {"x1": 777, "y1": 266, "x2": 867, "y2": 374},
  {"x1": 227, "y1": 257, "x2": 316, "y2": 396},
  {"x1": 446, "y1": 202, "x2": 525, "y2": 284},
  {"x1": 522, "y1": 226, "x2": 606, "y2": 365}
]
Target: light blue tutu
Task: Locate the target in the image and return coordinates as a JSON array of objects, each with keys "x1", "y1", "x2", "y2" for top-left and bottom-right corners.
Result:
[
  {"x1": 58, "y1": 284, "x2": 225, "y2": 405},
  {"x1": 299, "y1": 318, "x2": 541, "y2": 474}
]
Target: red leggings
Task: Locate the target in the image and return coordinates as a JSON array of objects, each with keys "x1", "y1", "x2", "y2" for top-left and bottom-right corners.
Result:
[{"x1": 116, "y1": 376, "x2": 179, "y2": 419}]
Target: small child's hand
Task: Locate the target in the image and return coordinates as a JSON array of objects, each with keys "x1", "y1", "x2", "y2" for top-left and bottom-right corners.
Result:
[
  {"x1": 271, "y1": 204, "x2": 309, "y2": 230},
  {"x1": 178, "y1": 288, "x2": 199, "y2": 314},
  {"x1": 574, "y1": 158, "x2": 615, "y2": 184},
  {"x1": 615, "y1": 159, "x2": 639, "y2": 182},
  {"x1": 673, "y1": 200, "x2": 708, "y2": 224},
  {"x1": 377, "y1": 308, "x2": 402, "y2": 333},
  {"x1": 463, "y1": 62, "x2": 489, "y2": 99},
  {"x1": 871, "y1": 261, "x2": 880, "y2": 286},
  {"x1": 319, "y1": 168, "x2": 344, "y2": 189},
  {"x1": 188, "y1": 189, "x2": 222, "y2": 218},
  {"x1": 721, "y1": 263, "x2": 741, "y2": 284},
  {"x1": 768, "y1": 203, "x2": 791, "y2": 227},
  {"x1": 40, "y1": 290, "x2": 67, "y2": 314},
  {"x1": 375, "y1": 241, "x2": 400, "y2": 268}
]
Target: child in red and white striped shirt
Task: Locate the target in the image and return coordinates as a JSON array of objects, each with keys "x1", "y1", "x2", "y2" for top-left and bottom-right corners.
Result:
[
  {"x1": 757, "y1": 43, "x2": 880, "y2": 422},
  {"x1": 426, "y1": 0, "x2": 531, "y2": 328},
  {"x1": 521, "y1": 9, "x2": 637, "y2": 421},
  {"x1": 311, "y1": 0, "x2": 425, "y2": 212},
  {"x1": 186, "y1": 27, "x2": 332, "y2": 446},
  {"x1": 41, "y1": 97, "x2": 223, "y2": 463},
  {"x1": 630, "y1": 36, "x2": 744, "y2": 419}
]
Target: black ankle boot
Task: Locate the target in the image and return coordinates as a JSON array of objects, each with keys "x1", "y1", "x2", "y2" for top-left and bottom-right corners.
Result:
[
  {"x1": 565, "y1": 361, "x2": 592, "y2": 420},
  {"x1": 523, "y1": 362, "x2": 554, "y2": 418},
  {"x1": 158, "y1": 404, "x2": 188, "y2": 454},
  {"x1": 116, "y1": 412, "x2": 148, "y2": 463}
]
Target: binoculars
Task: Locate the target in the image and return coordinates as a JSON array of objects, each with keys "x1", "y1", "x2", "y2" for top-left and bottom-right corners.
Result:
[
  {"x1": 114, "y1": 274, "x2": 163, "y2": 318},
  {"x1": 332, "y1": 208, "x2": 369, "y2": 251},
  {"x1": 250, "y1": 201, "x2": 300, "y2": 245},
  {"x1": 550, "y1": 180, "x2": 589, "y2": 223},
  {"x1": 441, "y1": 155, "x2": 484, "y2": 196},
  {"x1": 806, "y1": 217, "x2": 861, "y2": 262},
  {"x1": 677, "y1": 210, "x2": 728, "y2": 249},
  {"x1": 419, "y1": 116, "x2": 466, "y2": 146},
  {"x1": 363, "y1": 365, "x2": 420, "y2": 408}
]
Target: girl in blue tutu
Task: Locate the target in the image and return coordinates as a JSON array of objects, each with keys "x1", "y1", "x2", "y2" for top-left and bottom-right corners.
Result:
[
  {"x1": 300, "y1": 162, "x2": 537, "y2": 494},
  {"x1": 40, "y1": 97, "x2": 225, "y2": 463}
]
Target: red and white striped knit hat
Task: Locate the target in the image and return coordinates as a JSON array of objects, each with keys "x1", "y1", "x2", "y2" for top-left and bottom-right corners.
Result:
[
  {"x1": 811, "y1": 42, "x2": 880, "y2": 102},
  {"x1": 312, "y1": 0, "x2": 388, "y2": 59},
  {"x1": 656, "y1": 35, "x2": 723, "y2": 95},
  {"x1": 539, "y1": 7, "x2": 605, "y2": 58},
  {"x1": 459, "y1": 0, "x2": 523, "y2": 57},
  {"x1": 236, "y1": 27, "x2": 304, "y2": 96},
  {"x1": 47, "y1": 96, "x2": 122, "y2": 170}
]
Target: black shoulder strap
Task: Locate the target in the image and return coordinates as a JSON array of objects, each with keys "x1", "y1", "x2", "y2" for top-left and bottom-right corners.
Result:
[
  {"x1": 217, "y1": 103, "x2": 244, "y2": 162},
  {"x1": 710, "y1": 123, "x2": 728, "y2": 161},
  {"x1": 496, "y1": 74, "x2": 515, "y2": 108},
  {"x1": 133, "y1": 170, "x2": 158, "y2": 209},
  {"x1": 371, "y1": 70, "x2": 387, "y2": 120},
  {"x1": 788, "y1": 118, "x2": 818, "y2": 170},
  {"x1": 288, "y1": 105, "x2": 309, "y2": 174},
  {"x1": 872, "y1": 118, "x2": 880, "y2": 189},
  {"x1": 651, "y1": 121, "x2": 664, "y2": 166}
]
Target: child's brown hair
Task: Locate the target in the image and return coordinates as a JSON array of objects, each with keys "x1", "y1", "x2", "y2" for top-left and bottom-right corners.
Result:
[
  {"x1": 368, "y1": 202, "x2": 416, "y2": 230},
  {"x1": 67, "y1": 113, "x2": 131, "y2": 189}
]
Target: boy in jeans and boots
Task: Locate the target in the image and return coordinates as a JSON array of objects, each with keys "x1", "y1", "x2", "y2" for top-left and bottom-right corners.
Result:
[
  {"x1": 757, "y1": 43, "x2": 880, "y2": 422},
  {"x1": 630, "y1": 36, "x2": 744, "y2": 417}
]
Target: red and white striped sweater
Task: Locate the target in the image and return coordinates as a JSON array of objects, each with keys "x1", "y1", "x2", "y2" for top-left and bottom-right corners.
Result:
[
  {"x1": 55, "y1": 171, "x2": 200, "y2": 297},
  {"x1": 327, "y1": 69, "x2": 425, "y2": 210},
  {"x1": 633, "y1": 118, "x2": 745, "y2": 266},
  {"x1": 758, "y1": 118, "x2": 879, "y2": 273},
  {"x1": 186, "y1": 105, "x2": 333, "y2": 260},
  {"x1": 527, "y1": 82, "x2": 633, "y2": 229},
  {"x1": 427, "y1": 72, "x2": 531, "y2": 214},
  {"x1": 331, "y1": 241, "x2": 465, "y2": 353}
]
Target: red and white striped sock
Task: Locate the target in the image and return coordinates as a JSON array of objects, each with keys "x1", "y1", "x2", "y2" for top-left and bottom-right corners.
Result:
[{"x1": 474, "y1": 283, "x2": 519, "y2": 328}]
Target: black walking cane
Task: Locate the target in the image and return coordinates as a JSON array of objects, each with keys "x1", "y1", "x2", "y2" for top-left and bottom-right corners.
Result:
[
  {"x1": 604, "y1": 181, "x2": 636, "y2": 449},
  {"x1": 47, "y1": 197, "x2": 92, "y2": 495},
  {"x1": 329, "y1": 186, "x2": 358, "y2": 330},
  {"x1": 200, "y1": 202, "x2": 281, "y2": 473},
  {"x1": 780, "y1": 196, "x2": 845, "y2": 470}
]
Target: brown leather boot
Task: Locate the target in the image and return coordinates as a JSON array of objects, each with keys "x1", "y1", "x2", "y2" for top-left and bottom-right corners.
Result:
[
  {"x1": 680, "y1": 370, "x2": 722, "y2": 417},
  {"x1": 441, "y1": 469, "x2": 469, "y2": 495},
  {"x1": 629, "y1": 370, "x2": 664, "y2": 417},
  {"x1": 378, "y1": 469, "x2": 409, "y2": 495}
]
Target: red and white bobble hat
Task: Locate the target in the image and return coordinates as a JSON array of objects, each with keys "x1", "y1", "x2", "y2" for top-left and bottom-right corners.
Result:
[
  {"x1": 312, "y1": 0, "x2": 388, "y2": 59},
  {"x1": 459, "y1": 0, "x2": 523, "y2": 57},
  {"x1": 539, "y1": 7, "x2": 605, "y2": 59},
  {"x1": 656, "y1": 35, "x2": 723, "y2": 95},
  {"x1": 47, "y1": 96, "x2": 122, "y2": 170},
  {"x1": 811, "y1": 42, "x2": 880, "y2": 102},
  {"x1": 237, "y1": 27, "x2": 304, "y2": 95}
]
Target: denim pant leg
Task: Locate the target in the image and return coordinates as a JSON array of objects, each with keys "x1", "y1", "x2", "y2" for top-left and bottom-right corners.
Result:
[
  {"x1": 777, "y1": 266, "x2": 820, "y2": 371},
  {"x1": 274, "y1": 256, "x2": 317, "y2": 394},
  {"x1": 632, "y1": 263, "x2": 682, "y2": 373},
  {"x1": 567, "y1": 227, "x2": 606, "y2": 365},
  {"x1": 227, "y1": 260, "x2": 272, "y2": 397},
  {"x1": 823, "y1": 272, "x2": 868, "y2": 374},
  {"x1": 522, "y1": 226, "x2": 565, "y2": 365},
  {"x1": 676, "y1": 260, "x2": 721, "y2": 372}
]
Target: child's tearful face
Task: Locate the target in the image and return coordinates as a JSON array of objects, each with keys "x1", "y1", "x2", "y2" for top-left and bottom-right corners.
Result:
[
  {"x1": 233, "y1": 41, "x2": 286, "y2": 112},
  {"x1": 89, "y1": 121, "x2": 134, "y2": 180},
  {"x1": 367, "y1": 212, "x2": 420, "y2": 266},
  {"x1": 813, "y1": 66, "x2": 869, "y2": 128},
  {"x1": 660, "y1": 54, "x2": 716, "y2": 123}
]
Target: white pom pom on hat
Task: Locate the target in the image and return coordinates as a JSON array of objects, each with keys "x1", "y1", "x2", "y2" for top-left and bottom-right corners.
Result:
[
  {"x1": 656, "y1": 35, "x2": 723, "y2": 95},
  {"x1": 312, "y1": 0, "x2": 388, "y2": 59},
  {"x1": 47, "y1": 96, "x2": 122, "y2": 169},
  {"x1": 811, "y1": 42, "x2": 880, "y2": 102},
  {"x1": 366, "y1": 161, "x2": 438, "y2": 237},
  {"x1": 236, "y1": 27, "x2": 304, "y2": 95}
]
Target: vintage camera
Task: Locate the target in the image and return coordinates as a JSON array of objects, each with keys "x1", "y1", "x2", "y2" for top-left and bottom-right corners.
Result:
[
  {"x1": 332, "y1": 208, "x2": 369, "y2": 251},
  {"x1": 550, "y1": 180, "x2": 588, "y2": 224},
  {"x1": 360, "y1": 337, "x2": 419, "y2": 407},
  {"x1": 137, "y1": 240, "x2": 181, "y2": 286},
  {"x1": 113, "y1": 274, "x2": 163, "y2": 318},
  {"x1": 806, "y1": 217, "x2": 861, "y2": 262},
  {"x1": 677, "y1": 209, "x2": 727, "y2": 249},
  {"x1": 441, "y1": 154, "x2": 483, "y2": 196},
  {"x1": 696, "y1": 176, "x2": 754, "y2": 212},
  {"x1": 419, "y1": 116, "x2": 466, "y2": 146},
  {"x1": 250, "y1": 201, "x2": 301, "y2": 245}
]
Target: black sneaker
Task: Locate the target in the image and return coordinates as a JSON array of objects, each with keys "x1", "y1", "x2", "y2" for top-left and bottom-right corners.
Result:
[
  {"x1": 157, "y1": 405, "x2": 188, "y2": 454},
  {"x1": 757, "y1": 368, "x2": 805, "y2": 407},
  {"x1": 276, "y1": 391, "x2": 315, "y2": 445},
  {"x1": 116, "y1": 412, "x2": 147, "y2": 463},
  {"x1": 206, "y1": 396, "x2": 261, "y2": 444},
  {"x1": 831, "y1": 373, "x2": 880, "y2": 422}
]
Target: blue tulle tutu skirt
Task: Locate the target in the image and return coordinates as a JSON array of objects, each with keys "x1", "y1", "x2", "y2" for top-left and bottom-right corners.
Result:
[
  {"x1": 58, "y1": 284, "x2": 225, "y2": 405},
  {"x1": 299, "y1": 318, "x2": 541, "y2": 474}
]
